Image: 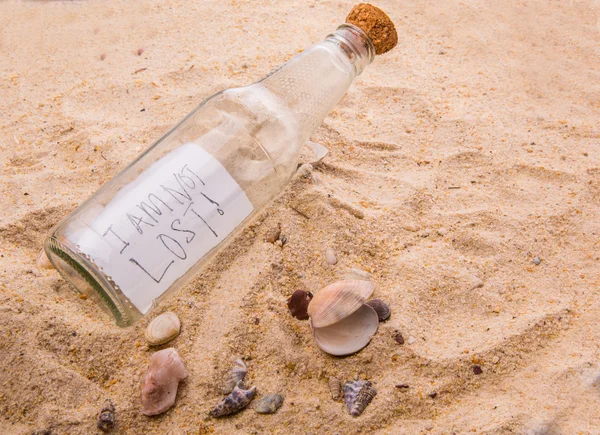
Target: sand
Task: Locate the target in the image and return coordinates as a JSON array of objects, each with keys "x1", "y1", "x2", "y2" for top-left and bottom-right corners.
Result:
[{"x1": 1, "y1": 1, "x2": 599, "y2": 434}]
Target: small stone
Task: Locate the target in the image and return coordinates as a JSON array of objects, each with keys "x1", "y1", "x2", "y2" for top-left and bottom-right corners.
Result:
[
  {"x1": 265, "y1": 224, "x2": 281, "y2": 243},
  {"x1": 428, "y1": 392, "x2": 437, "y2": 399},
  {"x1": 137, "y1": 48, "x2": 144, "y2": 56},
  {"x1": 402, "y1": 223, "x2": 420, "y2": 232},
  {"x1": 491, "y1": 356, "x2": 500, "y2": 364},
  {"x1": 395, "y1": 384, "x2": 409, "y2": 389},
  {"x1": 280, "y1": 235, "x2": 288, "y2": 246},
  {"x1": 407, "y1": 336, "x2": 416, "y2": 345},
  {"x1": 473, "y1": 365, "x2": 483, "y2": 375},
  {"x1": 254, "y1": 394, "x2": 284, "y2": 414},
  {"x1": 365, "y1": 299, "x2": 391, "y2": 321},
  {"x1": 437, "y1": 228, "x2": 448, "y2": 236},
  {"x1": 394, "y1": 333, "x2": 404, "y2": 345},
  {"x1": 532, "y1": 256, "x2": 541, "y2": 265},
  {"x1": 287, "y1": 290, "x2": 313, "y2": 320},
  {"x1": 325, "y1": 247, "x2": 338, "y2": 265}
]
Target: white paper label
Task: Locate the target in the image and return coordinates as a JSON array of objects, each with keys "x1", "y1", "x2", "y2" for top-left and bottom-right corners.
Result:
[{"x1": 67, "y1": 143, "x2": 254, "y2": 314}]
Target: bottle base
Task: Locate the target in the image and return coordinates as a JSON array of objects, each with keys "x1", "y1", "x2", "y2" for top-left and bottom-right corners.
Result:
[{"x1": 44, "y1": 237, "x2": 142, "y2": 327}]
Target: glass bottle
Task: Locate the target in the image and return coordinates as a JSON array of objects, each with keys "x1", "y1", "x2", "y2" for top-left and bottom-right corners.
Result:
[{"x1": 44, "y1": 24, "x2": 376, "y2": 326}]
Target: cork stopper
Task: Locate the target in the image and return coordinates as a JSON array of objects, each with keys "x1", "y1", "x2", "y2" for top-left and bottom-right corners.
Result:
[{"x1": 346, "y1": 3, "x2": 398, "y2": 55}]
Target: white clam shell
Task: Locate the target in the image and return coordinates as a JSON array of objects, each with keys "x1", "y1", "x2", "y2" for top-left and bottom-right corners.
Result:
[
  {"x1": 311, "y1": 304, "x2": 379, "y2": 356},
  {"x1": 145, "y1": 312, "x2": 181, "y2": 346},
  {"x1": 307, "y1": 280, "x2": 375, "y2": 328}
]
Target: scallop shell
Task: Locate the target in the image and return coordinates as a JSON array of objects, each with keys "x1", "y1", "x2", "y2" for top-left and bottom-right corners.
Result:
[
  {"x1": 145, "y1": 312, "x2": 181, "y2": 346},
  {"x1": 312, "y1": 304, "x2": 379, "y2": 356},
  {"x1": 365, "y1": 299, "x2": 391, "y2": 321},
  {"x1": 344, "y1": 380, "x2": 377, "y2": 417},
  {"x1": 141, "y1": 348, "x2": 189, "y2": 416},
  {"x1": 210, "y1": 381, "x2": 256, "y2": 418},
  {"x1": 219, "y1": 358, "x2": 247, "y2": 395},
  {"x1": 307, "y1": 280, "x2": 375, "y2": 328},
  {"x1": 328, "y1": 377, "x2": 342, "y2": 401},
  {"x1": 254, "y1": 394, "x2": 284, "y2": 414}
]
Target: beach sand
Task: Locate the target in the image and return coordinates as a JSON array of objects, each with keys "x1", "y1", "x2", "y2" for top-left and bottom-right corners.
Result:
[{"x1": 1, "y1": 1, "x2": 599, "y2": 433}]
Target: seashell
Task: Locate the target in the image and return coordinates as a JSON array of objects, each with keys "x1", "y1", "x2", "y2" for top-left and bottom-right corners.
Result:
[
  {"x1": 97, "y1": 399, "x2": 116, "y2": 432},
  {"x1": 328, "y1": 377, "x2": 342, "y2": 401},
  {"x1": 254, "y1": 393, "x2": 284, "y2": 414},
  {"x1": 344, "y1": 380, "x2": 377, "y2": 417},
  {"x1": 219, "y1": 358, "x2": 247, "y2": 395},
  {"x1": 312, "y1": 304, "x2": 379, "y2": 356},
  {"x1": 210, "y1": 381, "x2": 256, "y2": 418},
  {"x1": 325, "y1": 247, "x2": 337, "y2": 265},
  {"x1": 287, "y1": 290, "x2": 313, "y2": 321},
  {"x1": 299, "y1": 141, "x2": 329, "y2": 167},
  {"x1": 145, "y1": 312, "x2": 181, "y2": 346},
  {"x1": 141, "y1": 348, "x2": 189, "y2": 416},
  {"x1": 308, "y1": 280, "x2": 375, "y2": 328},
  {"x1": 365, "y1": 299, "x2": 390, "y2": 321},
  {"x1": 37, "y1": 249, "x2": 54, "y2": 270}
]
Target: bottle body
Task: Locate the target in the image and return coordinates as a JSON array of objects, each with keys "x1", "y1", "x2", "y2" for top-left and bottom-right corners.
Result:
[{"x1": 45, "y1": 24, "x2": 375, "y2": 326}]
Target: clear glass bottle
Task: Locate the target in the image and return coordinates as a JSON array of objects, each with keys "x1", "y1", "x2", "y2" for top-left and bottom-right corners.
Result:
[{"x1": 45, "y1": 24, "x2": 376, "y2": 326}]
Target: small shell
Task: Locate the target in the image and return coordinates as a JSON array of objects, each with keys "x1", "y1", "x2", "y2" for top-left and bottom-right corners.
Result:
[
  {"x1": 325, "y1": 247, "x2": 337, "y2": 265},
  {"x1": 220, "y1": 359, "x2": 247, "y2": 395},
  {"x1": 37, "y1": 249, "x2": 53, "y2": 270},
  {"x1": 210, "y1": 381, "x2": 256, "y2": 418},
  {"x1": 141, "y1": 348, "x2": 188, "y2": 416},
  {"x1": 299, "y1": 141, "x2": 329, "y2": 167},
  {"x1": 365, "y1": 299, "x2": 390, "y2": 321},
  {"x1": 308, "y1": 280, "x2": 375, "y2": 328},
  {"x1": 145, "y1": 312, "x2": 181, "y2": 346},
  {"x1": 287, "y1": 290, "x2": 313, "y2": 321},
  {"x1": 328, "y1": 377, "x2": 342, "y2": 401},
  {"x1": 344, "y1": 380, "x2": 377, "y2": 417},
  {"x1": 312, "y1": 304, "x2": 379, "y2": 356},
  {"x1": 97, "y1": 399, "x2": 116, "y2": 432},
  {"x1": 254, "y1": 394, "x2": 284, "y2": 414}
]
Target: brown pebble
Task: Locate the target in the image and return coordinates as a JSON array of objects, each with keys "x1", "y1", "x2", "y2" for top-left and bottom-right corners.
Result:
[
  {"x1": 100, "y1": 53, "x2": 106, "y2": 61},
  {"x1": 346, "y1": 3, "x2": 398, "y2": 55},
  {"x1": 287, "y1": 290, "x2": 313, "y2": 320},
  {"x1": 265, "y1": 223, "x2": 281, "y2": 243},
  {"x1": 395, "y1": 384, "x2": 409, "y2": 389},
  {"x1": 394, "y1": 333, "x2": 404, "y2": 345},
  {"x1": 137, "y1": 48, "x2": 144, "y2": 56},
  {"x1": 280, "y1": 235, "x2": 287, "y2": 246},
  {"x1": 254, "y1": 318, "x2": 260, "y2": 325},
  {"x1": 428, "y1": 392, "x2": 437, "y2": 399},
  {"x1": 473, "y1": 365, "x2": 483, "y2": 375}
]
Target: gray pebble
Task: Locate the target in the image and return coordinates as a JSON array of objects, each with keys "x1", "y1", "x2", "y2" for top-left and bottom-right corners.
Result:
[
  {"x1": 532, "y1": 256, "x2": 541, "y2": 265},
  {"x1": 255, "y1": 394, "x2": 284, "y2": 414}
]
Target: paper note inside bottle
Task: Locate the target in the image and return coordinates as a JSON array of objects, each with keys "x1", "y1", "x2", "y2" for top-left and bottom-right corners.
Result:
[{"x1": 67, "y1": 143, "x2": 254, "y2": 314}]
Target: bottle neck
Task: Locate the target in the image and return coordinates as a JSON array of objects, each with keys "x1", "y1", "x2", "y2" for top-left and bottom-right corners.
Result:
[{"x1": 325, "y1": 24, "x2": 375, "y2": 76}]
